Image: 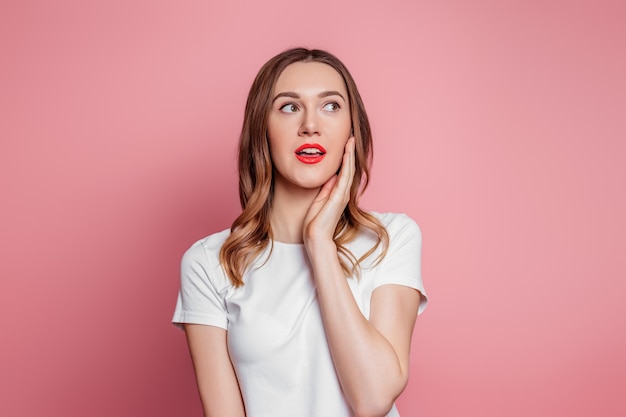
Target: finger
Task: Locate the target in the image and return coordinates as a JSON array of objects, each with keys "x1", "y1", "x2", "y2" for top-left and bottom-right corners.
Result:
[
  {"x1": 335, "y1": 137, "x2": 355, "y2": 200},
  {"x1": 313, "y1": 175, "x2": 338, "y2": 203},
  {"x1": 337, "y1": 138, "x2": 353, "y2": 186},
  {"x1": 347, "y1": 136, "x2": 356, "y2": 186}
]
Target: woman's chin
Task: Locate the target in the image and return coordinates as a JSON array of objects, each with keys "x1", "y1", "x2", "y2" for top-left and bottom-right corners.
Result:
[{"x1": 274, "y1": 175, "x2": 333, "y2": 193}]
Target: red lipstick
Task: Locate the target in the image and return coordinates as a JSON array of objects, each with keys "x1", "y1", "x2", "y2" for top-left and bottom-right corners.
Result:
[{"x1": 295, "y1": 143, "x2": 326, "y2": 164}]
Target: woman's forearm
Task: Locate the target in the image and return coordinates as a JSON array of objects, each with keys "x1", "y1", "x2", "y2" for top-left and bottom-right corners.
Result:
[
  {"x1": 185, "y1": 324, "x2": 247, "y2": 417},
  {"x1": 305, "y1": 239, "x2": 413, "y2": 417}
]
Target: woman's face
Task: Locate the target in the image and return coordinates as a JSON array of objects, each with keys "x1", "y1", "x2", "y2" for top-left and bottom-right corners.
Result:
[{"x1": 267, "y1": 61, "x2": 352, "y2": 191}]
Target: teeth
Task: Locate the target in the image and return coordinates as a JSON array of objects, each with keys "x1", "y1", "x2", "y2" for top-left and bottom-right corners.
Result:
[{"x1": 298, "y1": 148, "x2": 323, "y2": 155}]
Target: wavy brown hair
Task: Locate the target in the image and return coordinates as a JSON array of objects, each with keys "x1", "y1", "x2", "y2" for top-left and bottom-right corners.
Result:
[{"x1": 219, "y1": 47, "x2": 389, "y2": 286}]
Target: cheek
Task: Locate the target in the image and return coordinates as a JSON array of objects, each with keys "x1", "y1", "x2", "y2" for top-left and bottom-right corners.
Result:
[
  {"x1": 267, "y1": 126, "x2": 286, "y2": 153},
  {"x1": 267, "y1": 119, "x2": 295, "y2": 152},
  {"x1": 329, "y1": 142, "x2": 348, "y2": 172},
  {"x1": 267, "y1": 140, "x2": 286, "y2": 164}
]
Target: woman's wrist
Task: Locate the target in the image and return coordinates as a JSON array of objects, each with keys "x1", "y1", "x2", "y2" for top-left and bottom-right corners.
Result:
[{"x1": 304, "y1": 237, "x2": 337, "y2": 260}]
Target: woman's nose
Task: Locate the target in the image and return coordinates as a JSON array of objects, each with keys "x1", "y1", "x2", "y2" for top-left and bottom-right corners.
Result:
[{"x1": 298, "y1": 110, "x2": 320, "y2": 137}]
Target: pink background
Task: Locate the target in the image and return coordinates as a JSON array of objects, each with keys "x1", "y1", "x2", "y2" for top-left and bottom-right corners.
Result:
[{"x1": 1, "y1": 1, "x2": 625, "y2": 416}]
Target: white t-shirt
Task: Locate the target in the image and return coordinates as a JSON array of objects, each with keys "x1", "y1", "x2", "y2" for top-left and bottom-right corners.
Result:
[{"x1": 173, "y1": 212, "x2": 428, "y2": 417}]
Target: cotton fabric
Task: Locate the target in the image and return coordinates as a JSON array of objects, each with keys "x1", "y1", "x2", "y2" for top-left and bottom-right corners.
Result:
[{"x1": 173, "y1": 212, "x2": 427, "y2": 417}]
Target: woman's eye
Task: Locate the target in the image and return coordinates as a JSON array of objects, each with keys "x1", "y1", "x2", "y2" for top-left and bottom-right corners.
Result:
[
  {"x1": 323, "y1": 102, "x2": 340, "y2": 112},
  {"x1": 279, "y1": 103, "x2": 298, "y2": 113}
]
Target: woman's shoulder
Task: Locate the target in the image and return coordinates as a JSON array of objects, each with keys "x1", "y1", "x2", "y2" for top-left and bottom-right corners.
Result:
[
  {"x1": 350, "y1": 212, "x2": 421, "y2": 259},
  {"x1": 180, "y1": 228, "x2": 233, "y2": 290},
  {"x1": 182, "y1": 228, "x2": 231, "y2": 266},
  {"x1": 369, "y1": 211, "x2": 421, "y2": 235}
]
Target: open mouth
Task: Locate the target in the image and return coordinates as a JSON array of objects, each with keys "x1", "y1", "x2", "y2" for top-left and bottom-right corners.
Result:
[{"x1": 295, "y1": 143, "x2": 326, "y2": 164}]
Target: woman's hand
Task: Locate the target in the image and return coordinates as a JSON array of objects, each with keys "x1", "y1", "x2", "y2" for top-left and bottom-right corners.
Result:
[
  {"x1": 303, "y1": 137, "x2": 355, "y2": 245},
  {"x1": 301, "y1": 136, "x2": 420, "y2": 415}
]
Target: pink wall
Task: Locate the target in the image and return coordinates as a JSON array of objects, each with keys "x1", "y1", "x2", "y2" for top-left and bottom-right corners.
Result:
[{"x1": 1, "y1": 1, "x2": 624, "y2": 416}]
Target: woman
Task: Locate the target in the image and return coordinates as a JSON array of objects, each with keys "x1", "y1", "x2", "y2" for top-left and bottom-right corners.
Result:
[{"x1": 173, "y1": 47, "x2": 427, "y2": 417}]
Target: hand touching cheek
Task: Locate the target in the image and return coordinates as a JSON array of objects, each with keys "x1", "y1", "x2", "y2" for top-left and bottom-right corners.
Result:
[{"x1": 303, "y1": 137, "x2": 356, "y2": 245}]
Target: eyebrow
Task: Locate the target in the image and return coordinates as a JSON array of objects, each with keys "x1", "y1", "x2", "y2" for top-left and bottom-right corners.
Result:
[{"x1": 272, "y1": 90, "x2": 346, "y2": 103}]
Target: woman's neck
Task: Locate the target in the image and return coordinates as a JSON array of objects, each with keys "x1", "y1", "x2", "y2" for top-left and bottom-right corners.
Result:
[{"x1": 270, "y1": 180, "x2": 320, "y2": 244}]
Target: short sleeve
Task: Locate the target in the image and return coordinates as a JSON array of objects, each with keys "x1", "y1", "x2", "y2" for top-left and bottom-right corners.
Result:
[
  {"x1": 172, "y1": 240, "x2": 229, "y2": 329},
  {"x1": 374, "y1": 213, "x2": 428, "y2": 315}
]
